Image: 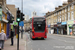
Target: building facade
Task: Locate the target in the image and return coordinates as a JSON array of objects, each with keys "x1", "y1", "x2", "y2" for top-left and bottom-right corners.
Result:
[
  {"x1": 0, "y1": 0, "x2": 17, "y2": 38},
  {"x1": 45, "y1": 0, "x2": 75, "y2": 35},
  {"x1": 31, "y1": 11, "x2": 37, "y2": 17}
]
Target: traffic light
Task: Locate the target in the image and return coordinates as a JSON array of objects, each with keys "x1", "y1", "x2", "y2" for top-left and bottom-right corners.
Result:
[
  {"x1": 17, "y1": 8, "x2": 21, "y2": 22},
  {"x1": 21, "y1": 13, "x2": 24, "y2": 21}
]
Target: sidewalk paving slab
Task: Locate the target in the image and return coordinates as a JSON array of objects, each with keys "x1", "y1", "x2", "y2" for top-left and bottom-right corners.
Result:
[{"x1": 3, "y1": 33, "x2": 26, "y2": 50}]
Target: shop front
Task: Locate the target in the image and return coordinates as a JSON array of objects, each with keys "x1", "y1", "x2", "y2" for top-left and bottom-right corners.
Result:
[
  {"x1": 54, "y1": 24, "x2": 57, "y2": 34},
  {"x1": 57, "y1": 22, "x2": 62, "y2": 34},
  {"x1": 0, "y1": 6, "x2": 8, "y2": 34},
  {"x1": 1, "y1": 11, "x2": 8, "y2": 34},
  {"x1": 1, "y1": 16, "x2": 8, "y2": 34},
  {"x1": 61, "y1": 22, "x2": 67, "y2": 35},
  {"x1": 47, "y1": 25, "x2": 51, "y2": 34},
  {"x1": 50, "y1": 25, "x2": 54, "y2": 34},
  {"x1": 71, "y1": 21, "x2": 75, "y2": 36},
  {"x1": 6, "y1": 12, "x2": 11, "y2": 38},
  {"x1": 67, "y1": 20, "x2": 74, "y2": 35}
]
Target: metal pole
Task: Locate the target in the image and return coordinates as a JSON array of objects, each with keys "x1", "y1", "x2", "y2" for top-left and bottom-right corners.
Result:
[
  {"x1": 21, "y1": 0, "x2": 23, "y2": 39},
  {"x1": 17, "y1": 22, "x2": 19, "y2": 50}
]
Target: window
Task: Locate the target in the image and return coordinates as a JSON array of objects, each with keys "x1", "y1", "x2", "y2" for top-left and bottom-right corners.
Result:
[
  {"x1": 58, "y1": 12, "x2": 59, "y2": 15},
  {"x1": 56, "y1": 13, "x2": 57, "y2": 15},
  {"x1": 60, "y1": 16, "x2": 61, "y2": 22},
  {"x1": 65, "y1": 14, "x2": 67, "y2": 21},
  {"x1": 62, "y1": 15, "x2": 64, "y2": 21},
  {"x1": 60, "y1": 11, "x2": 61, "y2": 14},
  {"x1": 62, "y1": 10, "x2": 64, "y2": 13},
  {"x1": 65, "y1": 8, "x2": 67, "y2": 12},
  {"x1": 71, "y1": 11, "x2": 74, "y2": 20},
  {"x1": 68, "y1": 6, "x2": 70, "y2": 11},
  {"x1": 2, "y1": 13, "x2": 5, "y2": 17},
  {"x1": 59, "y1": 12, "x2": 60, "y2": 14},
  {"x1": 68, "y1": 12, "x2": 70, "y2": 20},
  {"x1": 58, "y1": 16, "x2": 59, "y2": 22},
  {"x1": 71, "y1": 4, "x2": 74, "y2": 9},
  {"x1": 56, "y1": 19, "x2": 57, "y2": 22},
  {"x1": 54, "y1": 14, "x2": 55, "y2": 16},
  {"x1": 54, "y1": 20, "x2": 55, "y2": 23}
]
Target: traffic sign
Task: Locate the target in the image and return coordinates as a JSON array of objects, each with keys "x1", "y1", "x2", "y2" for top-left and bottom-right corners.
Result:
[{"x1": 19, "y1": 21, "x2": 24, "y2": 26}]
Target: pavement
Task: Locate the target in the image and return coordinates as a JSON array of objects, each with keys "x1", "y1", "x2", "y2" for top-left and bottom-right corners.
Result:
[
  {"x1": 26, "y1": 33, "x2": 75, "y2": 50},
  {"x1": 48, "y1": 34, "x2": 75, "y2": 38},
  {"x1": 3, "y1": 33, "x2": 26, "y2": 50}
]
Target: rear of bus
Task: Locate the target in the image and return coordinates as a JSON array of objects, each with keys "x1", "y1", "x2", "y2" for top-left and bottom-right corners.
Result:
[{"x1": 30, "y1": 17, "x2": 47, "y2": 39}]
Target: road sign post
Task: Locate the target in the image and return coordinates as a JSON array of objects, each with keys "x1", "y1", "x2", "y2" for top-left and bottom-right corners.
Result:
[
  {"x1": 19, "y1": 21, "x2": 24, "y2": 39},
  {"x1": 17, "y1": 22, "x2": 19, "y2": 50},
  {"x1": 16, "y1": 8, "x2": 20, "y2": 50}
]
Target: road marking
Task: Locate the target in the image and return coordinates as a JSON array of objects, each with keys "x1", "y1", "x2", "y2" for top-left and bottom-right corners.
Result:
[
  {"x1": 38, "y1": 48, "x2": 40, "y2": 50},
  {"x1": 31, "y1": 49, "x2": 33, "y2": 50}
]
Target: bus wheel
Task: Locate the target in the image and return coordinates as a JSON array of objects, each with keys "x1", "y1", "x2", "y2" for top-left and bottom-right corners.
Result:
[
  {"x1": 32, "y1": 38, "x2": 34, "y2": 40},
  {"x1": 42, "y1": 38, "x2": 45, "y2": 40}
]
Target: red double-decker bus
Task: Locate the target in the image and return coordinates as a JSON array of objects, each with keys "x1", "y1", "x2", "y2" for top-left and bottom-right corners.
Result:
[{"x1": 30, "y1": 17, "x2": 47, "y2": 39}]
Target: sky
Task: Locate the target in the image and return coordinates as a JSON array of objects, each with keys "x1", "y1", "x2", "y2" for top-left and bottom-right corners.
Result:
[{"x1": 6, "y1": 0, "x2": 67, "y2": 18}]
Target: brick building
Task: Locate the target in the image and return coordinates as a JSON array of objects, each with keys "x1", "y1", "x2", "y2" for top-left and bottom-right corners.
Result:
[{"x1": 45, "y1": 0, "x2": 75, "y2": 35}]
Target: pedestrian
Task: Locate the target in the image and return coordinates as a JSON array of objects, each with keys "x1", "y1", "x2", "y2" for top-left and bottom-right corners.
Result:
[
  {"x1": 0, "y1": 30, "x2": 7, "y2": 50},
  {"x1": 10, "y1": 29, "x2": 14, "y2": 46}
]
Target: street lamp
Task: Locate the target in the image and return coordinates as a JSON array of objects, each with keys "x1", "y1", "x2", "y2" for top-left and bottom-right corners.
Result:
[{"x1": 21, "y1": 0, "x2": 23, "y2": 39}]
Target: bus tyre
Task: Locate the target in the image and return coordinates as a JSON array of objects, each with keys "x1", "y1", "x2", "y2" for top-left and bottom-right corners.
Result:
[
  {"x1": 42, "y1": 38, "x2": 45, "y2": 40},
  {"x1": 32, "y1": 38, "x2": 34, "y2": 40}
]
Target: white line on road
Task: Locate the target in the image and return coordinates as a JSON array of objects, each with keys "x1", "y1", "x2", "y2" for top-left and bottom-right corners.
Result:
[
  {"x1": 51, "y1": 37, "x2": 74, "y2": 44},
  {"x1": 38, "y1": 48, "x2": 40, "y2": 50},
  {"x1": 31, "y1": 49, "x2": 33, "y2": 50}
]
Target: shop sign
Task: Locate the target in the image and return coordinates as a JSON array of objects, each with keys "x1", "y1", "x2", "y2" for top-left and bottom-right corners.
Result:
[
  {"x1": 67, "y1": 21, "x2": 74, "y2": 24},
  {"x1": 13, "y1": 22, "x2": 18, "y2": 26},
  {"x1": 0, "y1": 8, "x2": 2, "y2": 21},
  {"x1": 57, "y1": 22, "x2": 61, "y2": 27},
  {"x1": 69, "y1": 25, "x2": 72, "y2": 27},
  {"x1": 62, "y1": 22, "x2": 67, "y2": 25}
]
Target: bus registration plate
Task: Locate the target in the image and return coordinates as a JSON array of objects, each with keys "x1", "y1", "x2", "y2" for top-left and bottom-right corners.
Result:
[{"x1": 38, "y1": 37, "x2": 41, "y2": 38}]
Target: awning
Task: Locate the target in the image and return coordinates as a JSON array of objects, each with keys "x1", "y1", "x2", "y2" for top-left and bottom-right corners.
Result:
[
  {"x1": 62, "y1": 22, "x2": 67, "y2": 25},
  {"x1": 2, "y1": 18, "x2": 8, "y2": 23}
]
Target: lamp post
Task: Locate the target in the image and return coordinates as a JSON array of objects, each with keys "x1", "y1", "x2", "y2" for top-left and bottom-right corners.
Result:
[{"x1": 21, "y1": 0, "x2": 23, "y2": 39}]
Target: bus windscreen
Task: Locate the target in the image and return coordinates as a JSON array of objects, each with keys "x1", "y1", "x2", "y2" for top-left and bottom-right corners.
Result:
[{"x1": 33, "y1": 18, "x2": 46, "y2": 32}]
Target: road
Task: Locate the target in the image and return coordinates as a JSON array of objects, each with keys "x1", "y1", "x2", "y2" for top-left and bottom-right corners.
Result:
[{"x1": 25, "y1": 32, "x2": 75, "y2": 50}]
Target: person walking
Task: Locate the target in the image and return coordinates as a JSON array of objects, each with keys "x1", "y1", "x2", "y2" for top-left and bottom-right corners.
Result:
[
  {"x1": 0, "y1": 30, "x2": 7, "y2": 50},
  {"x1": 10, "y1": 29, "x2": 14, "y2": 46}
]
